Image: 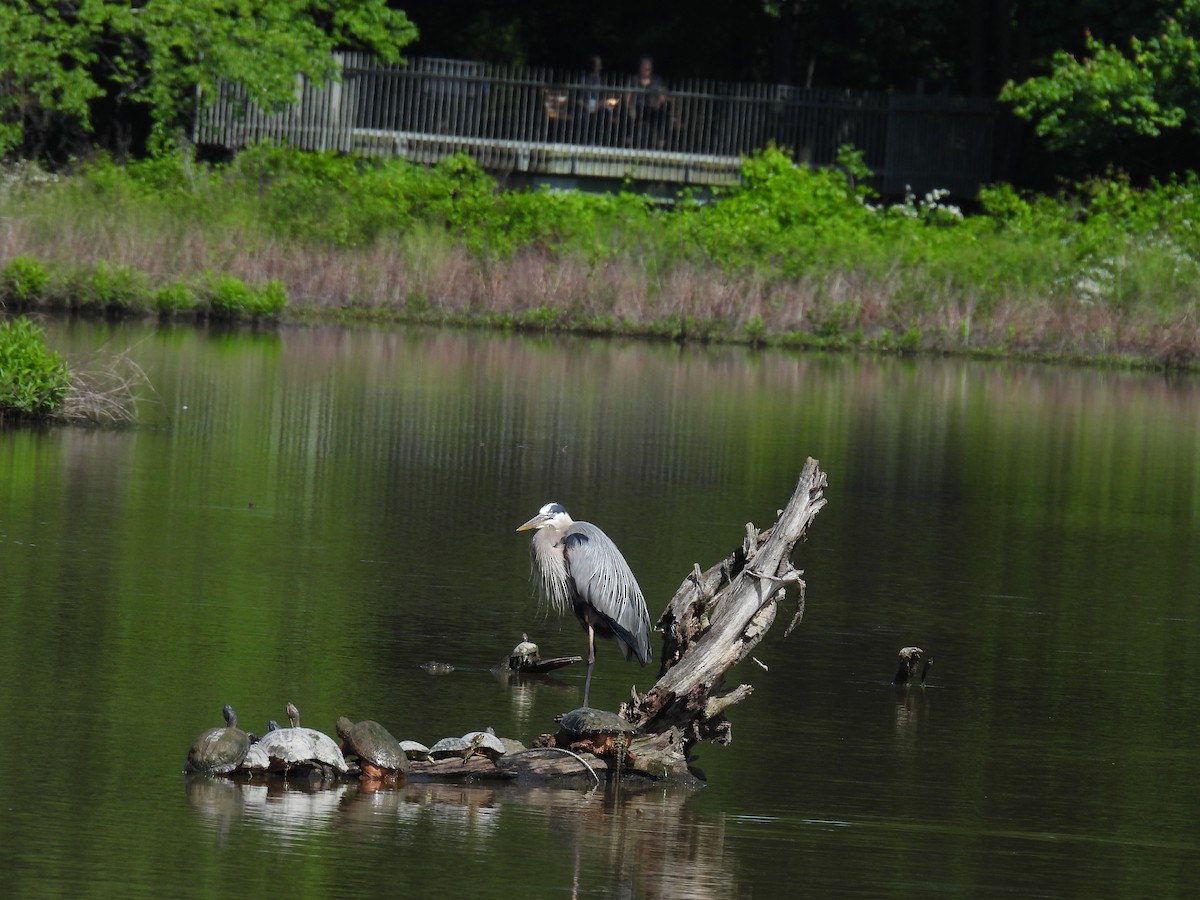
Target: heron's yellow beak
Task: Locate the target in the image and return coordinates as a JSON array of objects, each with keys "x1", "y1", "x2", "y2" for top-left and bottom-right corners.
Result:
[{"x1": 516, "y1": 515, "x2": 544, "y2": 532}]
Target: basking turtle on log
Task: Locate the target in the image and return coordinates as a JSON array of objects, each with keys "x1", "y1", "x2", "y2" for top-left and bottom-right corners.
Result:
[
  {"x1": 498, "y1": 633, "x2": 583, "y2": 675},
  {"x1": 256, "y1": 703, "x2": 349, "y2": 778},
  {"x1": 183, "y1": 704, "x2": 251, "y2": 775},
  {"x1": 537, "y1": 707, "x2": 639, "y2": 765},
  {"x1": 510, "y1": 633, "x2": 540, "y2": 668},
  {"x1": 517, "y1": 503, "x2": 653, "y2": 707},
  {"x1": 336, "y1": 717, "x2": 410, "y2": 780}
]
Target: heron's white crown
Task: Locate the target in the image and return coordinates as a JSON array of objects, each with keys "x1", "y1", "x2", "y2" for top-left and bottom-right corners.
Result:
[{"x1": 517, "y1": 501, "x2": 573, "y2": 532}]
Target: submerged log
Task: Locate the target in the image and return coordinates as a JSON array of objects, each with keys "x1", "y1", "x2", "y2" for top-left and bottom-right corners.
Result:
[{"x1": 618, "y1": 457, "x2": 827, "y2": 780}]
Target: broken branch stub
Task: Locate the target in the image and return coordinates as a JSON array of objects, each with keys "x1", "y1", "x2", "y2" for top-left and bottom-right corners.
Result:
[{"x1": 621, "y1": 458, "x2": 827, "y2": 778}]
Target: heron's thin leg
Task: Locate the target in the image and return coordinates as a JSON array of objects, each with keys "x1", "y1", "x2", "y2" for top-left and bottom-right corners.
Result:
[{"x1": 583, "y1": 622, "x2": 596, "y2": 707}]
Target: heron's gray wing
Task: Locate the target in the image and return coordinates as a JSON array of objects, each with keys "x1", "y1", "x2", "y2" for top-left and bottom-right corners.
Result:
[{"x1": 561, "y1": 522, "x2": 652, "y2": 665}]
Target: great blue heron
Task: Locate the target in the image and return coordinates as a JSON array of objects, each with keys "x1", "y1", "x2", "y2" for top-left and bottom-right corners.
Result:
[{"x1": 517, "y1": 502, "x2": 652, "y2": 707}]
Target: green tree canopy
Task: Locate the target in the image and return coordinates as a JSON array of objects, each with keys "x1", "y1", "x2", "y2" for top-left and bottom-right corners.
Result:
[
  {"x1": 0, "y1": 0, "x2": 418, "y2": 158},
  {"x1": 1001, "y1": 0, "x2": 1200, "y2": 167}
]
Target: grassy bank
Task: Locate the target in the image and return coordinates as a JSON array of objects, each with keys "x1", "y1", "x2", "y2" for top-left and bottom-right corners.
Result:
[{"x1": 1, "y1": 146, "x2": 1199, "y2": 369}]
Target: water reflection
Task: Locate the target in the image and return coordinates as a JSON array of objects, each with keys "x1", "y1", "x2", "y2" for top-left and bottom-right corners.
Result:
[
  {"x1": 891, "y1": 682, "x2": 932, "y2": 743},
  {"x1": 184, "y1": 773, "x2": 735, "y2": 897},
  {"x1": 185, "y1": 776, "x2": 355, "y2": 847},
  {"x1": 490, "y1": 668, "x2": 581, "y2": 730},
  {"x1": 339, "y1": 781, "x2": 503, "y2": 837},
  {"x1": 7, "y1": 322, "x2": 1200, "y2": 897}
]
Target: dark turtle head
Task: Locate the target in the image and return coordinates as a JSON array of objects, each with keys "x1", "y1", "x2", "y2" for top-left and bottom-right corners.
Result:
[
  {"x1": 267, "y1": 720, "x2": 280, "y2": 732},
  {"x1": 286, "y1": 702, "x2": 300, "y2": 727},
  {"x1": 222, "y1": 704, "x2": 238, "y2": 728},
  {"x1": 336, "y1": 716, "x2": 356, "y2": 741}
]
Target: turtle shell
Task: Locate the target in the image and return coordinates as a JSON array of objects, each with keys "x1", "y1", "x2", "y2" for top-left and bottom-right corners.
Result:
[
  {"x1": 336, "y1": 717, "x2": 410, "y2": 775},
  {"x1": 257, "y1": 724, "x2": 349, "y2": 774},
  {"x1": 239, "y1": 742, "x2": 271, "y2": 773},
  {"x1": 509, "y1": 635, "x2": 540, "y2": 669},
  {"x1": 399, "y1": 740, "x2": 432, "y2": 762},
  {"x1": 184, "y1": 704, "x2": 251, "y2": 775},
  {"x1": 460, "y1": 730, "x2": 507, "y2": 760},
  {"x1": 559, "y1": 707, "x2": 637, "y2": 738},
  {"x1": 428, "y1": 736, "x2": 473, "y2": 759}
]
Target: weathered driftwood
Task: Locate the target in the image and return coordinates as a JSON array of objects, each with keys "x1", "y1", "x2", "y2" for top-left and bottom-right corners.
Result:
[{"x1": 619, "y1": 456, "x2": 827, "y2": 780}]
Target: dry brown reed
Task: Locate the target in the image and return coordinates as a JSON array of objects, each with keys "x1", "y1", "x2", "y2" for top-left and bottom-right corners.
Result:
[{"x1": 55, "y1": 348, "x2": 151, "y2": 427}]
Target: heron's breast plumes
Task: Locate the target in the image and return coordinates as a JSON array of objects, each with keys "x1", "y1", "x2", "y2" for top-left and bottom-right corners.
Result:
[{"x1": 530, "y1": 527, "x2": 573, "y2": 616}]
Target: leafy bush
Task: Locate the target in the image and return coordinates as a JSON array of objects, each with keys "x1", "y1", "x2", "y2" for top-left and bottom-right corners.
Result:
[
  {"x1": 0, "y1": 316, "x2": 71, "y2": 417},
  {"x1": 78, "y1": 262, "x2": 152, "y2": 312},
  {"x1": 31, "y1": 260, "x2": 152, "y2": 312},
  {"x1": 1, "y1": 256, "x2": 49, "y2": 304},
  {"x1": 201, "y1": 274, "x2": 287, "y2": 319},
  {"x1": 247, "y1": 280, "x2": 287, "y2": 318},
  {"x1": 201, "y1": 275, "x2": 254, "y2": 318},
  {"x1": 153, "y1": 282, "x2": 198, "y2": 314}
]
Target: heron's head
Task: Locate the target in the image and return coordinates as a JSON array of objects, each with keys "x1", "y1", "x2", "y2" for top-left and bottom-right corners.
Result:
[{"x1": 516, "y1": 502, "x2": 573, "y2": 532}]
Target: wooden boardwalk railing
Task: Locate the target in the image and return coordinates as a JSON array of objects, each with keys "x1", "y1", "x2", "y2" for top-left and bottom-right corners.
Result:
[{"x1": 195, "y1": 54, "x2": 996, "y2": 198}]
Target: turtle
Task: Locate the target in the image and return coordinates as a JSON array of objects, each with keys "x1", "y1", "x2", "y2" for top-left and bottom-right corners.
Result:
[
  {"x1": 420, "y1": 661, "x2": 455, "y2": 674},
  {"x1": 508, "y1": 633, "x2": 541, "y2": 670},
  {"x1": 459, "y1": 730, "x2": 508, "y2": 762},
  {"x1": 427, "y1": 734, "x2": 472, "y2": 763},
  {"x1": 553, "y1": 707, "x2": 639, "y2": 764},
  {"x1": 256, "y1": 702, "x2": 350, "y2": 777},
  {"x1": 183, "y1": 704, "x2": 252, "y2": 775},
  {"x1": 399, "y1": 740, "x2": 433, "y2": 762},
  {"x1": 336, "y1": 716, "x2": 410, "y2": 779}
]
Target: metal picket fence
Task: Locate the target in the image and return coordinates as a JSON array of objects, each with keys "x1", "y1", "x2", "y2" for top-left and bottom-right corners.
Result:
[{"x1": 196, "y1": 54, "x2": 995, "y2": 197}]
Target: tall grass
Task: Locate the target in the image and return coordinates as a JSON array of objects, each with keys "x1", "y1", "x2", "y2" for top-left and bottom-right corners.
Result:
[{"x1": 2, "y1": 146, "x2": 1199, "y2": 367}]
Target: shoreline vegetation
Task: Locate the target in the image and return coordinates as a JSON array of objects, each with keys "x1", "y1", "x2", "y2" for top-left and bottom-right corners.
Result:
[{"x1": 2, "y1": 145, "x2": 1199, "y2": 397}]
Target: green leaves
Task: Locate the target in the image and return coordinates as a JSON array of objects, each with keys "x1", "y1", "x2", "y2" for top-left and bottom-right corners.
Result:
[
  {"x1": 0, "y1": 1, "x2": 109, "y2": 153},
  {"x1": 0, "y1": 0, "x2": 418, "y2": 156},
  {"x1": 0, "y1": 256, "x2": 50, "y2": 304},
  {"x1": 1001, "y1": 1, "x2": 1200, "y2": 159},
  {"x1": 0, "y1": 316, "x2": 71, "y2": 417}
]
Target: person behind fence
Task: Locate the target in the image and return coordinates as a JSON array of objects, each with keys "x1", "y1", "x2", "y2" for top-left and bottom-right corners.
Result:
[
  {"x1": 626, "y1": 55, "x2": 668, "y2": 147},
  {"x1": 580, "y1": 54, "x2": 606, "y2": 142}
]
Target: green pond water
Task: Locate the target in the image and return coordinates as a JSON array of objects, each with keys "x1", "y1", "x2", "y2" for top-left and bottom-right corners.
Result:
[{"x1": 1, "y1": 319, "x2": 1197, "y2": 897}]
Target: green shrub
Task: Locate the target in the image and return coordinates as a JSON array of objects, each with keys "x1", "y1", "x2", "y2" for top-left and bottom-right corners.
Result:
[
  {"x1": 247, "y1": 280, "x2": 287, "y2": 317},
  {"x1": 202, "y1": 274, "x2": 253, "y2": 318},
  {"x1": 1, "y1": 256, "x2": 50, "y2": 305},
  {"x1": 78, "y1": 261, "x2": 152, "y2": 312},
  {"x1": 0, "y1": 316, "x2": 71, "y2": 417},
  {"x1": 153, "y1": 282, "x2": 198, "y2": 314},
  {"x1": 201, "y1": 274, "x2": 286, "y2": 319}
]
